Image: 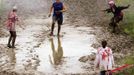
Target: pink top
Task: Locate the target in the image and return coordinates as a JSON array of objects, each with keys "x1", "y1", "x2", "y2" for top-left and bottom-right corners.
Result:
[
  {"x1": 6, "y1": 11, "x2": 18, "y2": 31},
  {"x1": 94, "y1": 47, "x2": 114, "y2": 70}
]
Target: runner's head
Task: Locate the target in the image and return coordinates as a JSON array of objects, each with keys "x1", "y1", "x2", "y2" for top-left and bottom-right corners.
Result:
[
  {"x1": 108, "y1": 1, "x2": 115, "y2": 7},
  {"x1": 13, "y1": 6, "x2": 17, "y2": 12},
  {"x1": 101, "y1": 40, "x2": 107, "y2": 48}
]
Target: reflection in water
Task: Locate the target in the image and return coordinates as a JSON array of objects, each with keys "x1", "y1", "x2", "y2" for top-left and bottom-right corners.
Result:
[
  {"x1": 49, "y1": 36, "x2": 63, "y2": 65},
  {"x1": 8, "y1": 49, "x2": 16, "y2": 64},
  {"x1": 6, "y1": 48, "x2": 16, "y2": 69}
]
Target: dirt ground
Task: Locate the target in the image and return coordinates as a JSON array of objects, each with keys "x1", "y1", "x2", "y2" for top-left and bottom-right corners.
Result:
[
  {"x1": 65, "y1": 0, "x2": 134, "y2": 62},
  {"x1": 0, "y1": 0, "x2": 134, "y2": 75}
]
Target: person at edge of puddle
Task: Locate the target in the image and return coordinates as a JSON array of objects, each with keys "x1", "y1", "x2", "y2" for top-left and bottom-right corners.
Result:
[
  {"x1": 48, "y1": 0, "x2": 67, "y2": 36},
  {"x1": 103, "y1": 0, "x2": 130, "y2": 33},
  {"x1": 94, "y1": 40, "x2": 114, "y2": 75},
  {"x1": 6, "y1": 6, "x2": 23, "y2": 48}
]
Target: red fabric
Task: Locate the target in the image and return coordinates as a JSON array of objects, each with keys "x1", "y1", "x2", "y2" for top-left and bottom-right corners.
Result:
[
  {"x1": 111, "y1": 64, "x2": 130, "y2": 73},
  {"x1": 6, "y1": 11, "x2": 18, "y2": 27},
  {"x1": 102, "y1": 52, "x2": 107, "y2": 60},
  {"x1": 119, "y1": 12, "x2": 123, "y2": 18}
]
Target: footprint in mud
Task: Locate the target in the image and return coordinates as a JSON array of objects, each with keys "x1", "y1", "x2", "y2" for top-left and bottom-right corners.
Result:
[
  {"x1": 0, "y1": 71, "x2": 19, "y2": 75},
  {"x1": 23, "y1": 57, "x2": 40, "y2": 71},
  {"x1": 0, "y1": 47, "x2": 17, "y2": 72}
]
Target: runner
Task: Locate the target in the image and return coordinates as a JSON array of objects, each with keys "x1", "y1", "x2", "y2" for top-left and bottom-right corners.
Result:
[
  {"x1": 94, "y1": 40, "x2": 114, "y2": 75},
  {"x1": 48, "y1": 0, "x2": 67, "y2": 36}
]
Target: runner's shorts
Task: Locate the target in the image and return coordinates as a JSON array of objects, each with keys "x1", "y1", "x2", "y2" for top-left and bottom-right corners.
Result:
[{"x1": 52, "y1": 16, "x2": 63, "y2": 25}]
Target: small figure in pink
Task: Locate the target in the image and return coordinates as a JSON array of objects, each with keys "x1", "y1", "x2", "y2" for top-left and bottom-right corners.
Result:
[{"x1": 6, "y1": 6, "x2": 19, "y2": 48}]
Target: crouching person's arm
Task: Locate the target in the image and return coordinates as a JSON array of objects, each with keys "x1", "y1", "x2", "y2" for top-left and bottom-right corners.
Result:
[{"x1": 119, "y1": 4, "x2": 130, "y2": 10}]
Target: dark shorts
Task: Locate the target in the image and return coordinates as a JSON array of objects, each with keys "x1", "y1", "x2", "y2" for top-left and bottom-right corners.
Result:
[
  {"x1": 100, "y1": 70, "x2": 112, "y2": 75},
  {"x1": 52, "y1": 16, "x2": 63, "y2": 25},
  {"x1": 115, "y1": 16, "x2": 123, "y2": 23},
  {"x1": 100, "y1": 70, "x2": 106, "y2": 75},
  {"x1": 9, "y1": 31, "x2": 16, "y2": 36},
  {"x1": 112, "y1": 15, "x2": 123, "y2": 23}
]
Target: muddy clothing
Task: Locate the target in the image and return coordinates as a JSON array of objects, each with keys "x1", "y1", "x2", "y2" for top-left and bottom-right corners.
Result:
[
  {"x1": 52, "y1": 2, "x2": 63, "y2": 25},
  {"x1": 105, "y1": 5, "x2": 129, "y2": 23},
  {"x1": 94, "y1": 47, "x2": 114, "y2": 71},
  {"x1": 6, "y1": 11, "x2": 18, "y2": 31}
]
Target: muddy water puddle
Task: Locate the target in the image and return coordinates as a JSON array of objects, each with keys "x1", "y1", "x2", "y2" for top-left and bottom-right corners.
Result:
[
  {"x1": 36, "y1": 26, "x2": 96, "y2": 74},
  {"x1": 0, "y1": 18, "x2": 97, "y2": 74}
]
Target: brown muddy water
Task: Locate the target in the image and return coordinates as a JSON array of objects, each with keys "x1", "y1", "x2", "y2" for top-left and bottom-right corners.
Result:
[{"x1": 0, "y1": 17, "x2": 97, "y2": 75}]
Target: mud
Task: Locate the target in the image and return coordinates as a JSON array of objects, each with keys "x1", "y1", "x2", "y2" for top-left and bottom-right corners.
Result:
[
  {"x1": 0, "y1": 0, "x2": 134, "y2": 75},
  {"x1": 0, "y1": 16, "x2": 98, "y2": 75},
  {"x1": 0, "y1": 0, "x2": 98, "y2": 74},
  {"x1": 65, "y1": 0, "x2": 134, "y2": 63}
]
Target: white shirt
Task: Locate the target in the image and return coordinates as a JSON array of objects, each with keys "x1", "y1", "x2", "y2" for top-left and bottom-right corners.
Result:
[{"x1": 94, "y1": 47, "x2": 114, "y2": 70}]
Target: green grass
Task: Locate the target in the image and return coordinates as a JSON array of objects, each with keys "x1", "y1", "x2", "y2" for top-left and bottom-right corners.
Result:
[
  {"x1": 114, "y1": 56, "x2": 134, "y2": 75},
  {"x1": 116, "y1": 0, "x2": 134, "y2": 38},
  {"x1": 123, "y1": 12, "x2": 134, "y2": 37},
  {"x1": 115, "y1": 1, "x2": 134, "y2": 75},
  {"x1": 124, "y1": 56, "x2": 134, "y2": 64},
  {"x1": 124, "y1": 12, "x2": 134, "y2": 37},
  {"x1": 118, "y1": 56, "x2": 134, "y2": 65}
]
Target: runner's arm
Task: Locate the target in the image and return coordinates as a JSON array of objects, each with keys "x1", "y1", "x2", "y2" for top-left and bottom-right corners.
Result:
[
  {"x1": 16, "y1": 17, "x2": 25, "y2": 29},
  {"x1": 94, "y1": 48, "x2": 100, "y2": 68},
  {"x1": 61, "y1": 4, "x2": 67, "y2": 12},
  {"x1": 48, "y1": 5, "x2": 53, "y2": 17}
]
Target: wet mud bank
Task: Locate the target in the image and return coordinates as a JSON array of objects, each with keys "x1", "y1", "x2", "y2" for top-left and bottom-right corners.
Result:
[
  {"x1": 65, "y1": 0, "x2": 134, "y2": 64},
  {"x1": 0, "y1": 17, "x2": 98, "y2": 75},
  {"x1": 0, "y1": 0, "x2": 134, "y2": 75},
  {"x1": 0, "y1": 0, "x2": 98, "y2": 74}
]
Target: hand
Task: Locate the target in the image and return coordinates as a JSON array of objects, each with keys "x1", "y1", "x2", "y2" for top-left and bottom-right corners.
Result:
[
  {"x1": 112, "y1": 64, "x2": 115, "y2": 68},
  {"x1": 96, "y1": 63, "x2": 99, "y2": 68},
  {"x1": 128, "y1": 4, "x2": 130, "y2": 7},
  {"x1": 48, "y1": 13, "x2": 51, "y2": 17},
  {"x1": 100, "y1": 9, "x2": 106, "y2": 12},
  {"x1": 19, "y1": 25, "x2": 25, "y2": 30},
  {"x1": 22, "y1": 27, "x2": 25, "y2": 30}
]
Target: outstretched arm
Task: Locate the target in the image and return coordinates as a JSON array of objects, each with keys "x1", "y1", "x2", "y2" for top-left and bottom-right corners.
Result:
[
  {"x1": 102, "y1": 8, "x2": 112, "y2": 13},
  {"x1": 119, "y1": 5, "x2": 130, "y2": 10}
]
